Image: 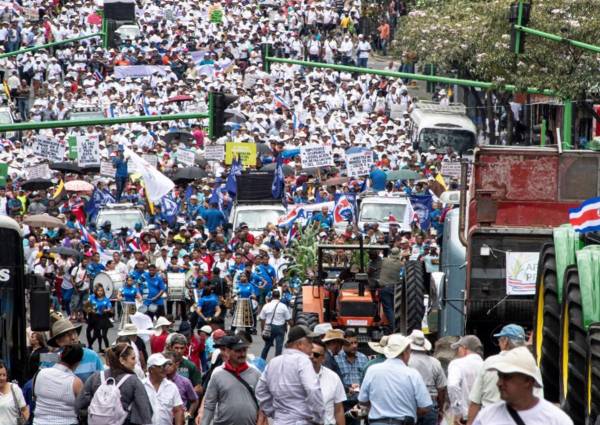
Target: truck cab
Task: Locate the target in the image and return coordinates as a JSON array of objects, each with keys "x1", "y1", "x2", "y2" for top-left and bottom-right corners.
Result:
[
  {"x1": 96, "y1": 203, "x2": 146, "y2": 231},
  {"x1": 355, "y1": 192, "x2": 412, "y2": 234},
  {"x1": 409, "y1": 101, "x2": 477, "y2": 155}
]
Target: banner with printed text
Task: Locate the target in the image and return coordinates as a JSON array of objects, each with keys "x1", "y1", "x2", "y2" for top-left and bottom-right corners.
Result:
[
  {"x1": 177, "y1": 149, "x2": 196, "y2": 167},
  {"x1": 225, "y1": 142, "x2": 256, "y2": 166},
  {"x1": 77, "y1": 135, "x2": 100, "y2": 167},
  {"x1": 345, "y1": 151, "x2": 373, "y2": 178},
  {"x1": 204, "y1": 145, "x2": 225, "y2": 162},
  {"x1": 33, "y1": 136, "x2": 65, "y2": 162},
  {"x1": 506, "y1": 252, "x2": 539, "y2": 295},
  {"x1": 300, "y1": 144, "x2": 334, "y2": 168}
]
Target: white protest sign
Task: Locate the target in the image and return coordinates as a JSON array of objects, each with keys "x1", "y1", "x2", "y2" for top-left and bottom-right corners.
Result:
[
  {"x1": 506, "y1": 252, "x2": 539, "y2": 295},
  {"x1": 204, "y1": 145, "x2": 225, "y2": 161},
  {"x1": 345, "y1": 151, "x2": 373, "y2": 178},
  {"x1": 142, "y1": 154, "x2": 158, "y2": 167},
  {"x1": 100, "y1": 161, "x2": 116, "y2": 177},
  {"x1": 440, "y1": 161, "x2": 461, "y2": 179},
  {"x1": 33, "y1": 136, "x2": 66, "y2": 162},
  {"x1": 27, "y1": 163, "x2": 50, "y2": 179},
  {"x1": 77, "y1": 135, "x2": 100, "y2": 167},
  {"x1": 300, "y1": 144, "x2": 334, "y2": 168},
  {"x1": 177, "y1": 149, "x2": 195, "y2": 167}
]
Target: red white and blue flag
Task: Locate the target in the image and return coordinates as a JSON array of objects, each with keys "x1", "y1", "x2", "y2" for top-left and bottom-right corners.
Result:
[
  {"x1": 569, "y1": 197, "x2": 600, "y2": 233},
  {"x1": 333, "y1": 195, "x2": 354, "y2": 224},
  {"x1": 278, "y1": 207, "x2": 306, "y2": 227},
  {"x1": 76, "y1": 221, "x2": 98, "y2": 252}
]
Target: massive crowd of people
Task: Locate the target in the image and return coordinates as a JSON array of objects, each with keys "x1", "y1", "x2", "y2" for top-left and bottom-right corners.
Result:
[{"x1": 0, "y1": 0, "x2": 573, "y2": 424}]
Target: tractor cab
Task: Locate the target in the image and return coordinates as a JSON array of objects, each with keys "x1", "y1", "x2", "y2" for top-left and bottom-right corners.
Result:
[{"x1": 292, "y1": 242, "x2": 389, "y2": 345}]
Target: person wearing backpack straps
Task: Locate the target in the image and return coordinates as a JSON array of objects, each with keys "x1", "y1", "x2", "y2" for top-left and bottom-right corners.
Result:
[
  {"x1": 75, "y1": 343, "x2": 153, "y2": 425},
  {"x1": 472, "y1": 347, "x2": 572, "y2": 425},
  {"x1": 258, "y1": 290, "x2": 292, "y2": 360}
]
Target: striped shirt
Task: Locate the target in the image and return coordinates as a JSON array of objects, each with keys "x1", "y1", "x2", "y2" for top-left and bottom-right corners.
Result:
[{"x1": 33, "y1": 364, "x2": 78, "y2": 425}]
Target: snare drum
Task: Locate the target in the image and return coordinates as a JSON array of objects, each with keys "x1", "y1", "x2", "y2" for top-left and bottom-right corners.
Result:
[
  {"x1": 167, "y1": 273, "x2": 186, "y2": 301},
  {"x1": 93, "y1": 272, "x2": 115, "y2": 299}
]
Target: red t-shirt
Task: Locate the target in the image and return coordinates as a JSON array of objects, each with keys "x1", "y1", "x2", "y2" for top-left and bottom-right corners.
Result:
[{"x1": 150, "y1": 331, "x2": 168, "y2": 354}]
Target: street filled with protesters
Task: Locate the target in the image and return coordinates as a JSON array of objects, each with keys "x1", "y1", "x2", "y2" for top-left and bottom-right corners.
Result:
[{"x1": 0, "y1": 0, "x2": 574, "y2": 425}]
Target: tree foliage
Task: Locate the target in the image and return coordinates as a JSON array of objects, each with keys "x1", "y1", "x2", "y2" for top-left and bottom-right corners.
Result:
[{"x1": 393, "y1": 0, "x2": 600, "y2": 100}]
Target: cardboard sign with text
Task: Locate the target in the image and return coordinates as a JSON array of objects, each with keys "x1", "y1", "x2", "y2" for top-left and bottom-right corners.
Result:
[
  {"x1": 345, "y1": 151, "x2": 373, "y2": 178},
  {"x1": 300, "y1": 144, "x2": 334, "y2": 168},
  {"x1": 225, "y1": 142, "x2": 256, "y2": 166}
]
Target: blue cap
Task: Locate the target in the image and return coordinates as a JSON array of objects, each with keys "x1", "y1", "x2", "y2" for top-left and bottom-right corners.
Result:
[{"x1": 494, "y1": 324, "x2": 525, "y2": 340}]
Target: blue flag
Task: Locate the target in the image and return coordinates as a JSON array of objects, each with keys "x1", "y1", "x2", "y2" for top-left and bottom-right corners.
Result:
[
  {"x1": 160, "y1": 193, "x2": 179, "y2": 225},
  {"x1": 409, "y1": 194, "x2": 433, "y2": 230},
  {"x1": 272, "y1": 154, "x2": 285, "y2": 202},
  {"x1": 85, "y1": 188, "x2": 115, "y2": 221},
  {"x1": 209, "y1": 186, "x2": 223, "y2": 211},
  {"x1": 226, "y1": 158, "x2": 242, "y2": 197}
]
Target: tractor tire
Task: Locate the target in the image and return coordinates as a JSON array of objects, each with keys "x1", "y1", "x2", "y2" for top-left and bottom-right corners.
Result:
[
  {"x1": 295, "y1": 312, "x2": 319, "y2": 330},
  {"x1": 585, "y1": 323, "x2": 600, "y2": 425},
  {"x1": 533, "y1": 244, "x2": 561, "y2": 402},
  {"x1": 559, "y1": 267, "x2": 586, "y2": 425},
  {"x1": 394, "y1": 261, "x2": 426, "y2": 334},
  {"x1": 292, "y1": 292, "x2": 303, "y2": 324}
]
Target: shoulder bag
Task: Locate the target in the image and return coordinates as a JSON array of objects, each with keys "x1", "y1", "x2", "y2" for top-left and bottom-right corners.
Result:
[
  {"x1": 261, "y1": 301, "x2": 281, "y2": 341},
  {"x1": 10, "y1": 382, "x2": 25, "y2": 425},
  {"x1": 506, "y1": 404, "x2": 526, "y2": 425},
  {"x1": 224, "y1": 369, "x2": 259, "y2": 409}
]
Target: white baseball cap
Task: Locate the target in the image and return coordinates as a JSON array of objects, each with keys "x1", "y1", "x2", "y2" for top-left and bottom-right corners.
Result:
[{"x1": 147, "y1": 353, "x2": 170, "y2": 368}]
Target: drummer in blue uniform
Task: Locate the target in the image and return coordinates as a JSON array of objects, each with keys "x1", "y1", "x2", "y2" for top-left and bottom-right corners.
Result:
[
  {"x1": 141, "y1": 264, "x2": 167, "y2": 319},
  {"x1": 88, "y1": 284, "x2": 113, "y2": 353}
]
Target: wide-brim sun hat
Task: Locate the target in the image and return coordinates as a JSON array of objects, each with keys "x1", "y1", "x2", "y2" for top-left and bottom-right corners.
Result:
[
  {"x1": 487, "y1": 346, "x2": 543, "y2": 387},
  {"x1": 382, "y1": 334, "x2": 411, "y2": 359},
  {"x1": 48, "y1": 318, "x2": 82, "y2": 347},
  {"x1": 368, "y1": 335, "x2": 389, "y2": 355},
  {"x1": 409, "y1": 329, "x2": 432, "y2": 352}
]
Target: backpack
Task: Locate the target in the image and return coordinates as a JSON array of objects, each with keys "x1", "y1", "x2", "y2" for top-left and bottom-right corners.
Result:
[{"x1": 87, "y1": 371, "x2": 132, "y2": 425}]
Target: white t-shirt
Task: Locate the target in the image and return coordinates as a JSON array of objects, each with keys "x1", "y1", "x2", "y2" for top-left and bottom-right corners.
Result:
[
  {"x1": 258, "y1": 299, "x2": 291, "y2": 326},
  {"x1": 318, "y1": 366, "x2": 346, "y2": 425},
  {"x1": 143, "y1": 378, "x2": 183, "y2": 425},
  {"x1": 473, "y1": 399, "x2": 573, "y2": 425},
  {"x1": 0, "y1": 383, "x2": 26, "y2": 425}
]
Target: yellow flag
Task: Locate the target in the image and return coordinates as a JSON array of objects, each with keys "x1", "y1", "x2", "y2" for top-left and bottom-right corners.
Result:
[
  {"x1": 52, "y1": 179, "x2": 65, "y2": 200},
  {"x1": 142, "y1": 183, "x2": 155, "y2": 215},
  {"x1": 3, "y1": 82, "x2": 10, "y2": 100},
  {"x1": 435, "y1": 173, "x2": 448, "y2": 191}
]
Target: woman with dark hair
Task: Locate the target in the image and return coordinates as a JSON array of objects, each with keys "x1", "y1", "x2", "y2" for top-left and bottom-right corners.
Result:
[
  {"x1": 27, "y1": 331, "x2": 49, "y2": 380},
  {"x1": 33, "y1": 344, "x2": 84, "y2": 425},
  {"x1": 0, "y1": 360, "x2": 29, "y2": 425},
  {"x1": 88, "y1": 283, "x2": 113, "y2": 352},
  {"x1": 75, "y1": 343, "x2": 153, "y2": 425}
]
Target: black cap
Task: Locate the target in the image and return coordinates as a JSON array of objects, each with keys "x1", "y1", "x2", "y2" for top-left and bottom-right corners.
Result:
[
  {"x1": 214, "y1": 335, "x2": 236, "y2": 348},
  {"x1": 225, "y1": 335, "x2": 250, "y2": 350},
  {"x1": 287, "y1": 325, "x2": 317, "y2": 344}
]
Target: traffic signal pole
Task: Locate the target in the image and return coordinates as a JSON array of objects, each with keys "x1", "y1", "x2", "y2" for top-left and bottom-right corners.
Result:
[
  {"x1": 208, "y1": 92, "x2": 215, "y2": 139},
  {"x1": 0, "y1": 112, "x2": 210, "y2": 133},
  {"x1": 0, "y1": 32, "x2": 104, "y2": 60}
]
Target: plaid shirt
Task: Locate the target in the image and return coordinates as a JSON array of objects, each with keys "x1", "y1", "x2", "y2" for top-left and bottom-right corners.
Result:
[{"x1": 335, "y1": 350, "x2": 369, "y2": 398}]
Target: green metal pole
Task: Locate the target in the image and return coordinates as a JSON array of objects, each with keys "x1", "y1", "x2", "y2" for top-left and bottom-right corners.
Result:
[
  {"x1": 0, "y1": 33, "x2": 104, "y2": 60},
  {"x1": 540, "y1": 119, "x2": 547, "y2": 146},
  {"x1": 515, "y1": 0, "x2": 524, "y2": 55},
  {"x1": 563, "y1": 100, "x2": 573, "y2": 149},
  {"x1": 0, "y1": 112, "x2": 210, "y2": 133},
  {"x1": 264, "y1": 44, "x2": 270, "y2": 74},
  {"x1": 514, "y1": 25, "x2": 600, "y2": 54},
  {"x1": 102, "y1": 17, "x2": 109, "y2": 49},
  {"x1": 208, "y1": 92, "x2": 215, "y2": 140},
  {"x1": 265, "y1": 56, "x2": 556, "y2": 96}
]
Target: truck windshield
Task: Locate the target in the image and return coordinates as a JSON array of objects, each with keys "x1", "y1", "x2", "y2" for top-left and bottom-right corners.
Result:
[
  {"x1": 418, "y1": 128, "x2": 475, "y2": 154},
  {"x1": 236, "y1": 209, "x2": 284, "y2": 230},
  {"x1": 97, "y1": 211, "x2": 144, "y2": 229},
  {"x1": 360, "y1": 203, "x2": 407, "y2": 223}
]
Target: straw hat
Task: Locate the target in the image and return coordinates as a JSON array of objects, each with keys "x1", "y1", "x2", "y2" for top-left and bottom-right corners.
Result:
[
  {"x1": 322, "y1": 329, "x2": 347, "y2": 343},
  {"x1": 118, "y1": 323, "x2": 138, "y2": 337},
  {"x1": 382, "y1": 334, "x2": 411, "y2": 359},
  {"x1": 487, "y1": 347, "x2": 543, "y2": 387},
  {"x1": 368, "y1": 335, "x2": 389, "y2": 354},
  {"x1": 48, "y1": 318, "x2": 82, "y2": 347},
  {"x1": 154, "y1": 316, "x2": 172, "y2": 329},
  {"x1": 409, "y1": 330, "x2": 432, "y2": 352}
]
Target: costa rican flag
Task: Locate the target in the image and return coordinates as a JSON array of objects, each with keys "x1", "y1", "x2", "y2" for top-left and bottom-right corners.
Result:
[
  {"x1": 569, "y1": 197, "x2": 600, "y2": 233},
  {"x1": 76, "y1": 222, "x2": 98, "y2": 252},
  {"x1": 278, "y1": 207, "x2": 305, "y2": 227},
  {"x1": 333, "y1": 195, "x2": 354, "y2": 224}
]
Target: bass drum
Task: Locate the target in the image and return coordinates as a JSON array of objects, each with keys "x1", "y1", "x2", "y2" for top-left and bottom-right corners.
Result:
[{"x1": 93, "y1": 272, "x2": 115, "y2": 299}]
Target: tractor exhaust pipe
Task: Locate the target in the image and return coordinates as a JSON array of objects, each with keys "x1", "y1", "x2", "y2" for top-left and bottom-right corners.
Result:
[{"x1": 458, "y1": 160, "x2": 468, "y2": 247}]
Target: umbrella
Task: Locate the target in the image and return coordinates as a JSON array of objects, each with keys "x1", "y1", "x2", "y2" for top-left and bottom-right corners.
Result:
[
  {"x1": 194, "y1": 153, "x2": 208, "y2": 168},
  {"x1": 65, "y1": 180, "x2": 94, "y2": 192},
  {"x1": 260, "y1": 163, "x2": 294, "y2": 177},
  {"x1": 80, "y1": 165, "x2": 100, "y2": 175},
  {"x1": 21, "y1": 178, "x2": 53, "y2": 191},
  {"x1": 49, "y1": 246, "x2": 81, "y2": 257},
  {"x1": 167, "y1": 95, "x2": 194, "y2": 103},
  {"x1": 50, "y1": 162, "x2": 82, "y2": 174},
  {"x1": 87, "y1": 13, "x2": 102, "y2": 25},
  {"x1": 173, "y1": 167, "x2": 208, "y2": 184},
  {"x1": 225, "y1": 110, "x2": 247, "y2": 124},
  {"x1": 345, "y1": 146, "x2": 369, "y2": 154},
  {"x1": 324, "y1": 176, "x2": 348, "y2": 186},
  {"x1": 386, "y1": 170, "x2": 422, "y2": 181},
  {"x1": 23, "y1": 214, "x2": 65, "y2": 228},
  {"x1": 163, "y1": 130, "x2": 193, "y2": 143}
]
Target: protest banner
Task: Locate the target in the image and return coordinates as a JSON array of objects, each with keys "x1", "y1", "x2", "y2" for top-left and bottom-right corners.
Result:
[
  {"x1": 100, "y1": 161, "x2": 116, "y2": 177},
  {"x1": 440, "y1": 161, "x2": 461, "y2": 179},
  {"x1": 33, "y1": 136, "x2": 66, "y2": 162},
  {"x1": 300, "y1": 145, "x2": 334, "y2": 168},
  {"x1": 27, "y1": 163, "x2": 51, "y2": 180},
  {"x1": 204, "y1": 144, "x2": 225, "y2": 161},
  {"x1": 506, "y1": 252, "x2": 539, "y2": 295},
  {"x1": 177, "y1": 149, "x2": 196, "y2": 167},
  {"x1": 345, "y1": 151, "x2": 373, "y2": 178},
  {"x1": 77, "y1": 135, "x2": 100, "y2": 167},
  {"x1": 225, "y1": 142, "x2": 256, "y2": 166}
]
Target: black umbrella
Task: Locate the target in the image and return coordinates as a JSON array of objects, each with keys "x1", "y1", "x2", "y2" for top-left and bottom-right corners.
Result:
[
  {"x1": 260, "y1": 162, "x2": 294, "y2": 177},
  {"x1": 21, "y1": 178, "x2": 53, "y2": 191},
  {"x1": 79, "y1": 165, "x2": 100, "y2": 175},
  {"x1": 49, "y1": 161, "x2": 82, "y2": 174},
  {"x1": 225, "y1": 110, "x2": 247, "y2": 124},
  {"x1": 163, "y1": 130, "x2": 193, "y2": 143},
  {"x1": 173, "y1": 167, "x2": 208, "y2": 184},
  {"x1": 49, "y1": 246, "x2": 81, "y2": 258}
]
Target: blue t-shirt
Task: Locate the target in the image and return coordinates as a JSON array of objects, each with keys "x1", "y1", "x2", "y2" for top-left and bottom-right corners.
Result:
[
  {"x1": 198, "y1": 294, "x2": 219, "y2": 317},
  {"x1": 237, "y1": 282, "x2": 254, "y2": 298},
  {"x1": 112, "y1": 156, "x2": 128, "y2": 178},
  {"x1": 254, "y1": 264, "x2": 277, "y2": 289},
  {"x1": 40, "y1": 347, "x2": 103, "y2": 383},
  {"x1": 121, "y1": 285, "x2": 140, "y2": 303},
  {"x1": 201, "y1": 209, "x2": 226, "y2": 232},
  {"x1": 89, "y1": 294, "x2": 112, "y2": 315},
  {"x1": 142, "y1": 272, "x2": 167, "y2": 306},
  {"x1": 370, "y1": 167, "x2": 387, "y2": 191},
  {"x1": 86, "y1": 262, "x2": 105, "y2": 280}
]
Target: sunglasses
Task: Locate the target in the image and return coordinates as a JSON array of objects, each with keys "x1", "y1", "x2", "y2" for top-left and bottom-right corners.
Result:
[{"x1": 311, "y1": 352, "x2": 323, "y2": 358}]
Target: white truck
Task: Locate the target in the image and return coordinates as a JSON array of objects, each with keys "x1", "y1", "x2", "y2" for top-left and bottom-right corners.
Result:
[
  {"x1": 96, "y1": 203, "x2": 146, "y2": 230},
  {"x1": 355, "y1": 192, "x2": 413, "y2": 234}
]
